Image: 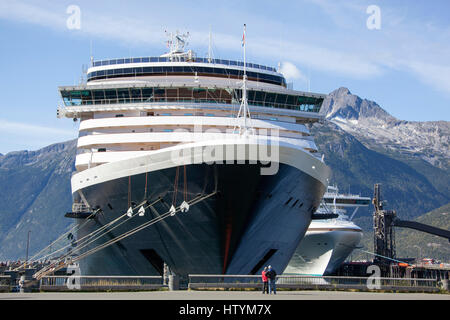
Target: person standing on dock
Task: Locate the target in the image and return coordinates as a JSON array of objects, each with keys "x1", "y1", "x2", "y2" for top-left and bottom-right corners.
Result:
[
  {"x1": 261, "y1": 266, "x2": 269, "y2": 294},
  {"x1": 266, "y1": 265, "x2": 277, "y2": 295}
]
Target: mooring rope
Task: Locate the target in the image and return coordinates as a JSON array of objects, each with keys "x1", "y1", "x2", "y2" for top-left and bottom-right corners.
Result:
[
  {"x1": 34, "y1": 198, "x2": 159, "y2": 267},
  {"x1": 172, "y1": 166, "x2": 180, "y2": 207},
  {"x1": 33, "y1": 198, "x2": 160, "y2": 279},
  {"x1": 13, "y1": 208, "x2": 100, "y2": 271},
  {"x1": 34, "y1": 191, "x2": 216, "y2": 280}
]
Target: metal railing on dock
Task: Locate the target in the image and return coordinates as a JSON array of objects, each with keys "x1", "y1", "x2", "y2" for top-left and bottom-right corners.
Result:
[
  {"x1": 0, "y1": 275, "x2": 11, "y2": 292},
  {"x1": 188, "y1": 274, "x2": 440, "y2": 292},
  {"x1": 0, "y1": 273, "x2": 445, "y2": 293},
  {"x1": 40, "y1": 275, "x2": 164, "y2": 291}
]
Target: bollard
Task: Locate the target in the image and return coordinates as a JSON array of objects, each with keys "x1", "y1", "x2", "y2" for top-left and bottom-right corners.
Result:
[
  {"x1": 24, "y1": 268, "x2": 36, "y2": 281},
  {"x1": 440, "y1": 279, "x2": 448, "y2": 291},
  {"x1": 168, "y1": 274, "x2": 180, "y2": 291},
  {"x1": 163, "y1": 263, "x2": 169, "y2": 286},
  {"x1": 19, "y1": 275, "x2": 25, "y2": 293}
]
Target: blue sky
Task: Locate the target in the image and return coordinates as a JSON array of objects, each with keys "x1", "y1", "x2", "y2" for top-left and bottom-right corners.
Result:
[{"x1": 0, "y1": 0, "x2": 449, "y2": 154}]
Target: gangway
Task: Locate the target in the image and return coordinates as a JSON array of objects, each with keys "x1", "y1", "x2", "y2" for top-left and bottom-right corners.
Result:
[{"x1": 392, "y1": 219, "x2": 450, "y2": 242}]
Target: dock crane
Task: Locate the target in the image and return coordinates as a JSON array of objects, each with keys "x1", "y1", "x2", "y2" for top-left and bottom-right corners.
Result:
[{"x1": 372, "y1": 183, "x2": 450, "y2": 266}]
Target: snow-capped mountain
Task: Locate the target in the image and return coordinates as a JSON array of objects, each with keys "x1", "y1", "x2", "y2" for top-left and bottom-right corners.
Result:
[{"x1": 320, "y1": 87, "x2": 450, "y2": 170}]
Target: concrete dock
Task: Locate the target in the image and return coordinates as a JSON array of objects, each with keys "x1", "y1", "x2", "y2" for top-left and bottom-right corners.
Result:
[{"x1": 1, "y1": 290, "x2": 449, "y2": 300}]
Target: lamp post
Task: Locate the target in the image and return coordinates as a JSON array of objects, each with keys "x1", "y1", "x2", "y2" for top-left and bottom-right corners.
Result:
[
  {"x1": 25, "y1": 230, "x2": 31, "y2": 268},
  {"x1": 413, "y1": 245, "x2": 421, "y2": 262}
]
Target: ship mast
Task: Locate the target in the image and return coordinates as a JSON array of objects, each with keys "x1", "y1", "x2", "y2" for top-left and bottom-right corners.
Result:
[
  {"x1": 208, "y1": 25, "x2": 213, "y2": 63},
  {"x1": 236, "y1": 24, "x2": 253, "y2": 135}
]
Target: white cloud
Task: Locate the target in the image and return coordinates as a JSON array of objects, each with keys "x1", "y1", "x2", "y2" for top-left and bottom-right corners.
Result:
[
  {"x1": 0, "y1": 0, "x2": 449, "y2": 96},
  {"x1": 406, "y1": 61, "x2": 450, "y2": 97},
  {"x1": 250, "y1": 38, "x2": 383, "y2": 79},
  {"x1": 0, "y1": 119, "x2": 76, "y2": 137},
  {"x1": 279, "y1": 62, "x2": 307, "y2": 82},
  {"x1": 0, "y1": 0, "x2": 383, "y2": 79},
  {"x1": 0, "y1": 119, "x2": 77, "y2": 154},
  {"x1": 0, "y1": 0, "x2": 66, "y2": 29}
]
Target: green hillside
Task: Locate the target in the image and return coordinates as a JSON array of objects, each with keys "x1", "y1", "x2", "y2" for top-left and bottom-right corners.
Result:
[
  {"x1": 0, "y1": 140, "x2": 76, "y2": 261},
  {"x1": 310, "y1": 121, "x2": 449, "y2": 222},
  {"x1": 351, "y1": 203, "x2": 450, "y2": 263}
]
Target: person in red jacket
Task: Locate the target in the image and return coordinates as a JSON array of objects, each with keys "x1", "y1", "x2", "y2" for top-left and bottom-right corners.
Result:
[{"x1": 261, "y1": 266, "x2": 269, "y2": 294}]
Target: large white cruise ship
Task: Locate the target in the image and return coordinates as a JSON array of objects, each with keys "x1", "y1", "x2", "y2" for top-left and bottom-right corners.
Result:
[
  {"x1": 56, "y1": 30, "x2": 330, "y2": 276},
  {"x1": 284, "y1": 185, "x2": 370, "y2": 276}
]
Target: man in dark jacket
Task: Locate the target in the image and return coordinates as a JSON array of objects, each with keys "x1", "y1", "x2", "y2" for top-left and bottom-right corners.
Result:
[{"x1": 266, "y1": 265, "x2": 277, "y2": 294}]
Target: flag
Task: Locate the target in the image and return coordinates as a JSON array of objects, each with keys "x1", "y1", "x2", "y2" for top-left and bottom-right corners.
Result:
[{"x1": 242, "y1": 24, "x2": 246, "y2": 47}]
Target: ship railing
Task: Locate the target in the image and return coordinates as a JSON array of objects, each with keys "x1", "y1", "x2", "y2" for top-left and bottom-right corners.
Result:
[
  {"x1": 39, "y1": 275, "x2": 164, "y2": 291},
  {"x1": 188, "y1": 274, "x2": 439, "y2": 292},
  {"x1": 63, "y1": 97, "x2": 321, "y2": 113},
  {"x1": 92, "y1": 56, "x2": 277, "y2": 73}
]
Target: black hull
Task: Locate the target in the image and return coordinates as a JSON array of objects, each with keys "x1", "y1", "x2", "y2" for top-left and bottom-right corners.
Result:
[{"x1": 74, "y1": 162, "x2": 324, "y2": 276}]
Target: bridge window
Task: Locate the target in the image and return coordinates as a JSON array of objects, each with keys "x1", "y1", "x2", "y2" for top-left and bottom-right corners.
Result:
[{"x1": 61, "y1": 86, "x2": 324, "y2": 112}]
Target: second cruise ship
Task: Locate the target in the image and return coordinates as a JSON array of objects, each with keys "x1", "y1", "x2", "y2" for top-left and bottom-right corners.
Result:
[
  {"x1": 284, "y1": 185, "x2": 370, "y2": 276},
  {"x1": 56, "y1": 29, "x2": 330, "y2": 276}
]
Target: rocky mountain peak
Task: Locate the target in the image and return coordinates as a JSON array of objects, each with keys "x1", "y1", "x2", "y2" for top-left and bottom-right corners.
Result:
[
  {"x1": 319, "y1": 87, "x2": 449, "y2": 170},
  {"x1": 320, "y1": 87, "x2": 396, "y2": 124}
]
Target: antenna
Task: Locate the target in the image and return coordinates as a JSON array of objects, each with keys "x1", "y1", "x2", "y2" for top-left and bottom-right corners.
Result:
[
  {"x1": 208, "y1": 25, "x2": 212, "y2": 63},
  {"x1": 81, "y1": 64, "x2": 88, "y2": 84},
  {"x1": 89, "y1": 39, "x2": 94, "y2": 67}
]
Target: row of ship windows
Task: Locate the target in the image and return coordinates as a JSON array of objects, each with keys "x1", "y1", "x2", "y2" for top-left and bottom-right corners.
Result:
[
  {"x1": 111, "y1": 112, "x2": 279, "y2": 121},
  {"x1": 92, "y1": 56, "x2": 277, "y2": 73},
  {"x1": 323, "y1": 199, "x2": 371, "y2": 205},
  {"x1": 87, "y1": 66, "x2": 285, "y2": 86},
  {"x1": 62, "y1": 87, "x2": 322, "y2": 113}
]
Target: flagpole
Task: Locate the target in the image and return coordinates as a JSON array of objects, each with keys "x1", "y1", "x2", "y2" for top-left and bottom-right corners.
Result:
[{"x1": 235, "y1": 24, "x2": 252, "y2": 135}]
